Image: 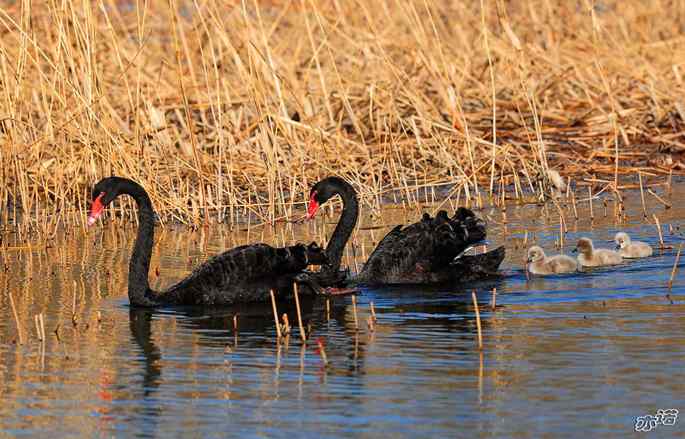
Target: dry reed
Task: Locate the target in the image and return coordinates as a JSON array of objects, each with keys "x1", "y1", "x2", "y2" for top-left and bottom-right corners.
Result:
[
  {"x1": 34, "y1": 315, "x2": 42, "y2": 342},
  {"x1": 281, "y1": 313, "x2": 291, "y2": 335},
  {"x1": 653, "y1": 214, "x2": 666, "y2": 249},
  {"x1": 351, "y1": 295, "x2": 359, "y2": 330},
  {"x1": 8, "y1": 292, "x2": 24, "y2": 344},
  {"x1": 472, "y1": 291, "x2": 483, "y2": 350},
  {"x1": 668, "y1": 243, "x2": 682, "y2": 290},
  {"x1": 316, "y1": 338, "x2": 328, "y2": 366},
  {"x1": 639, "y1": 173, "x2": 647, "y2": 218},
  {"x1": 647, "y1": 189, "x2": 672, "y2": 210},
  {"x1": 293, "y1": 283, "x2": 306, "y2": 342},
  {"x1": 269, "y1": 289, "x2": 281, "y2": 339},
  {"x1": 0, "y1": 1, "x2": 682, "y2": 235},
  {"x1": 367, "y1": 315, "x2": 375, "y2": 332}
]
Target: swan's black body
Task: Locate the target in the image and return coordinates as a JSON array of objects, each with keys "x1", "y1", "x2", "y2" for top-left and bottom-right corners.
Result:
[
  {"x1": 89, "y1": 177, "x2": 327, "y2": 307},
  {"x1": 307, "y1": 177, "x2": 505, "y2": 286}
]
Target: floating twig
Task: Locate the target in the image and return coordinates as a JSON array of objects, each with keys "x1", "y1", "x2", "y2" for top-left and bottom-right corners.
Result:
[
  {"x1": 647, "y1": 188, "x2": 672, "y2": 209},
  {"x1": 490, "y1": 288, "x2": 497, "y2": 311},
  {"x1": 370, "y1": 301, "x2": 377, "y2": 323}
]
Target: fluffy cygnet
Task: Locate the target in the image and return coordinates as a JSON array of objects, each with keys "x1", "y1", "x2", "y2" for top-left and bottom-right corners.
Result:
[
  {"x1": 614, "y1": 232, "x2": 653, "y2": 258},
  {"x1": 574, "y1": 238, "x2": 622, "y2": 267},
  {"x1": 526, "y1": 246, "x2": 578, "y2": 275}
]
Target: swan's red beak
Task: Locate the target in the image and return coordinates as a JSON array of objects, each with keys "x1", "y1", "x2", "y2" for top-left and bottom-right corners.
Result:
[
  {"x1": 306, "y1": 192, "x2": 319, "y2": 220},
  {"x1": 87, "y1": 192, "x2": 105, "y2": 226}
]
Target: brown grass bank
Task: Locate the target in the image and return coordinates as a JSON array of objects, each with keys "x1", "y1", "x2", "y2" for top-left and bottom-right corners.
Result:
[{"x1": 0, "y1": 0, "x2": 684, "y2": 234}]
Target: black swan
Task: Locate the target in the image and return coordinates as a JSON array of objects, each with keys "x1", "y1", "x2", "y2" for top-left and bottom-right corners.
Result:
[
  {"x1": 307, "y1": 176, "x2": 505, "y2": 285},
  {"x1": 87, "y1": 177, "x2": 328, "y2": 307}
]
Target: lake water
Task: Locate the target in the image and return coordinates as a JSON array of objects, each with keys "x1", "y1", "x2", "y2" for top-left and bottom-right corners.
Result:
[{"x1": 1, "y1": 185, "x2": 684, "y2": 438}]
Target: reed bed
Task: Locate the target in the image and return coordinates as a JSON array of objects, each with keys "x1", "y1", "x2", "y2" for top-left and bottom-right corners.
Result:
[{"x1": 1, "y1": 0, "x2": 684, "y2": 235}]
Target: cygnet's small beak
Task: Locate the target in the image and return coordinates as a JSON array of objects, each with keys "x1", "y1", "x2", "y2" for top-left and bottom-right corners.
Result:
[
  {"x1": 526, "y1": 257, "x2": 533, "y2": 263},
  {"x1": 615, "y1": 244, "x2": 621, "y2": 250},
  {"x1": 571, "y1": 247, "x2": 578, "y2": 253}
]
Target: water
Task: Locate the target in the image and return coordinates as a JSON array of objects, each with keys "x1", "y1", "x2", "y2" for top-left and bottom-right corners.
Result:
[{"x1": 1, "y1": 187, "x2": 685, "y2": 438}]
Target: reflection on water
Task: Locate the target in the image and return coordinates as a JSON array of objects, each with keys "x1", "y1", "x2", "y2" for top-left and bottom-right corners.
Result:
[{"x1": 1, "y1": 187, "x2": 685, "y2": 437}]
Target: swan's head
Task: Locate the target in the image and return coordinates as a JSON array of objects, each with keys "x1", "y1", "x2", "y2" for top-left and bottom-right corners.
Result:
[
  {"x1": 306, "y1": 176, "x2": 350, "y2": 219},
  {"x1": 573, "y1": 238, "x2": 594, "y2": 255},
  {"x1": 88, "y1": 177, "x2": 121, "y2": 226},
  {"x1": 614, "y1": 232, "x2": 631, "y2": 250},
  {"x1": 88, "y1": 176, "x2": 140, "y2": 226},
  {"x1": 526, "y1": 246, "x2": 545, "y2": 263}
]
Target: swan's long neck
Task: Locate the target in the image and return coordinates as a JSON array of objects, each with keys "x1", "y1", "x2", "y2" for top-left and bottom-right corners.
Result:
[
  {"x1": 326, "y1": 184, "x2": 358, "y2": 272},
  {"x1": 128, "y1": 187, "x2": 158, "y2": 306}
]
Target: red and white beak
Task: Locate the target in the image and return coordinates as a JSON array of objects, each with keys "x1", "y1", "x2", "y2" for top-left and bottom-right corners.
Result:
[
  {"x1": 87, "y1": 193, "x2": 106, "y2": 226},
  {"x1": 306, "y1": 192, "x2": 320, "y2": 220}
]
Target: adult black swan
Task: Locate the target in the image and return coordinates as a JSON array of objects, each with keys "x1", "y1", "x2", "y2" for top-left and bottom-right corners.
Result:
[
  {"x1": 87, "y1": 177, "x2": 328, "y2": 307},
  {"x1": 307, "y1": 176, "x2": 505, "y2": 285}
]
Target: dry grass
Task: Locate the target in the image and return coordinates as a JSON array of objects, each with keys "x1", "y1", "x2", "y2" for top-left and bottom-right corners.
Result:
[{"x1": 1, "y1": 0, "x2": 684, "y2": 234}]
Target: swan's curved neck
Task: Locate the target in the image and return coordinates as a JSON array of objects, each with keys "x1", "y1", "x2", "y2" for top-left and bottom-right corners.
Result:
[
  {"x1": 126, "y1": 185, "x2": 158, "y2": 306},
  {"x1": 325, "y1": 183, "x2": 358, "y2": 272}
]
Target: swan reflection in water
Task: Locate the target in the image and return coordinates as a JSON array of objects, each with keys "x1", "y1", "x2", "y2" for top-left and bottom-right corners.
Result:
[{"x1": 123, "y1": 280, "x2": 504, "y2": 430}]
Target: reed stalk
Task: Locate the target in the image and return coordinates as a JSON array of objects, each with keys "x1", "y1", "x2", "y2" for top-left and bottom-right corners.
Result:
[
  {"x1": 647, "y1": 189, "x2": 672, "y2": 210},
  {"x1": 668, "y1": 244, "x2": 682, "y2": 290},
  {"x1": 316, "y1": 338, "x2": 328, "y2": 366},
  {"x1": 653, "y1": 214, "x2": 666, "y2": 249},
  {"x1": 281, "y1": 313, "x2": 291, "y2": 335},
  {"x1": 269, "y1": 289, "x2": 281, "y2": 339},
  {"x1": 351, "y1": 294, "x2": 359, "y2": 330},
  {"x1": 472, "y1": 291, "x2": 483, "y2": 350},
  {"x1": 8, "y1": 292, "x2": 24, "y2": 344},
  {"x1": 639, "y1": 173, "x2": 647, "y2": 218},
  {"x1": 293, "y1": 283, "x2": 306, "y2": 342}
]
